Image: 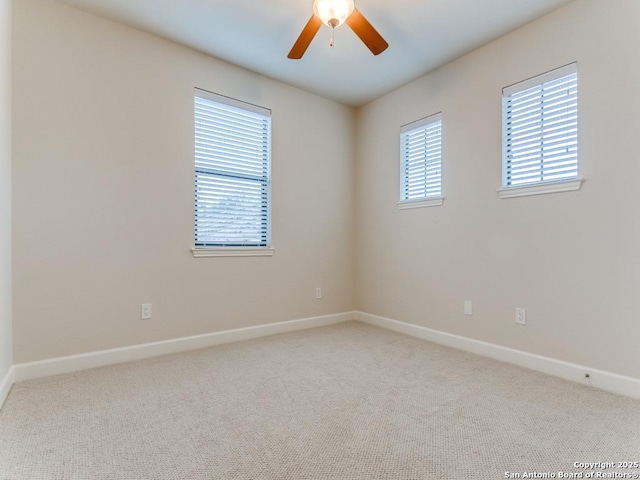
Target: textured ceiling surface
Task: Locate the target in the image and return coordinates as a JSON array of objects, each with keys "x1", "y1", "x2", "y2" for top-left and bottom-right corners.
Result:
[{"x1": 55, "y1": 0, "x2": 573, "y2": 106}]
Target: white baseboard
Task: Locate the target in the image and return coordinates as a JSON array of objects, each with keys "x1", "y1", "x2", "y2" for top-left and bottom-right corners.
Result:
[
  {"x1": 11, "y1": 310, "x2": 640, "y2": 401},
  {"x1": 356, "y1": 311, "x2": 640, "y2": 400},
  {"x1": 14, "y1": 312, "x2": 356, "y2": 382},
  {"x1": 0, "y1": 365, "x2": 14, "y2": 410}
]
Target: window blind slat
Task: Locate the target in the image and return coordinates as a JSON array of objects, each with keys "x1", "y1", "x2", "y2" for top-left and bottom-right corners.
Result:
[
  {"x1": 507, "y1": 86, "x2": 577, "y2": 113},
  {"x1": 507, "y1": 137, "x2": 578, "y2": 157}
]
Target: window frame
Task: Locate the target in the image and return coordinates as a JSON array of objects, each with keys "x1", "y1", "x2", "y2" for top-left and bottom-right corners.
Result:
[
  {"x1": 499, "y1": 63, "x2": 583, "y2": 199},
  {"x1": 398, "y1": 112, "x2": 444, "y2": 209},
  {"x1": 192, "y1": 88, "x2": 273, "y2": 257}
]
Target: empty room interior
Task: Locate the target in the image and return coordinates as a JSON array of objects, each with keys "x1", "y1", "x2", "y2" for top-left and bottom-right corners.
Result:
[{"x1": 1, "y1": 0, "x2": 640, "y2": 478}]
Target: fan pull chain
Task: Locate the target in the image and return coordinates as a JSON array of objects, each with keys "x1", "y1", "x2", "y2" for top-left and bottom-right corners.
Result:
[{"x1": 330, "y1": 26, "x2": 334, "y2": 47}]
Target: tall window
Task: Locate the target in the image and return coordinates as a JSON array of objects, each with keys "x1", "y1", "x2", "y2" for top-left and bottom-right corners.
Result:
[
  {"x1": 194, "y1": 89, "x2": 271, "y2": 251},
  {"x1": 502, "y1": 63, "x2": 578, "y2": 189},
  {"x1": 399, "y1": 112, "x2": 443, "y2": 208}
]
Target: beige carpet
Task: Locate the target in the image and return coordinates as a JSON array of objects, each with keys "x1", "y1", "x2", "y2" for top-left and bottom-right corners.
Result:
[{"x1": 1, "y1": 321, "x2": 639, "y2": 480}]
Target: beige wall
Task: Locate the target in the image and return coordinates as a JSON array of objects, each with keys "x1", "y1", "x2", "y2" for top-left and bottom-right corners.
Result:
[
  {"x1": 0, "y1": 0, "x2": 12, "y2": 378},
  {"x1": 11, "y1": 0, "x2": 640, "y2": 382},
  {"x1": 355, "y1": 0, "x2": 640, "y2": 379},
  {"x1": 12, "y1": 0, "x2": 355, "y2": 363}
]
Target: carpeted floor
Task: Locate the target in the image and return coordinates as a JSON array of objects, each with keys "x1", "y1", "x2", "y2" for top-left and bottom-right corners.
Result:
[{"x1": 1, "y1": 321, "x2": 639, "y2": 480}]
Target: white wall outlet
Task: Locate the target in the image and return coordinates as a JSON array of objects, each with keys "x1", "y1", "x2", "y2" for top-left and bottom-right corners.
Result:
[
  {"x1": 464, "y1": 300, "x2": 473, "y2": 316},
  {"x1": 515, "y1": 307, "x2": 526, "y2": 325},
  {"x1": 315, "y1": 287, "x2": 322, "y2": 299},
  {"x1": 141, "y1": 303, "x2": 152, "y2": 319}
]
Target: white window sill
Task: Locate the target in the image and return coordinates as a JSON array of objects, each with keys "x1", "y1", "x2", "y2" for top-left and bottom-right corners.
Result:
[
  {"x1": 398, "y1": 197, "x2": 444, "y2": 209},
  {"x1": 192, "y1": 247, "x2": 275, "y2": 258},
  {"x1": 498, "y1": 179, "x2": 583, "y2": 199}
]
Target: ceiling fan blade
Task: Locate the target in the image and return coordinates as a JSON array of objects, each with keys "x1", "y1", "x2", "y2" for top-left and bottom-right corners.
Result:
[
  {"x1": 288, "y1": 15, "x2": 323, "y2": 59},
  {"x1": 345, "y1": 10, "x2": 389, "y2": 56}
]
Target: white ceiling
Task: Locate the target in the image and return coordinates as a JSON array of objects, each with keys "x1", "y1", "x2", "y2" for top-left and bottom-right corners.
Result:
[{"x1": 55, "y1": 0, "x2": 573, "y2": 106}]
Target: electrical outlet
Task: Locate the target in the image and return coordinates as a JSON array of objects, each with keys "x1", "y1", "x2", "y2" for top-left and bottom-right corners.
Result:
[
  {"x1": 315, "y1": 287, "x2": 322, "y2": 299},
  {"x1": 464, "y1": 300, "x2": 473, "y2": 316},
  {"x1": 141, "y1": 303, "x2": 152, "y2": 319},
  {"x1": 515, "y1": 307, "x2": 526, "y2": 325}
]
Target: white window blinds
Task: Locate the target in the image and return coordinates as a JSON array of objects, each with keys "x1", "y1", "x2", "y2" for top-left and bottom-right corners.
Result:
[
  {"x1": 194, "y1": 89, "x2": 271, "y2": 247},
  {"x1": 503, "y1": 63, "x2": 578, "y2": 188},
  {"x1": 400, "y1": 113, "x2": 442, "y2": 202}
]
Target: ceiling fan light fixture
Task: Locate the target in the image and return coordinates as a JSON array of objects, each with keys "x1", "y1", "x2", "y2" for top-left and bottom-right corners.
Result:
[
  {"x1": 288, "y1": 0, "x2": 387, "y2": 59},
  {"x1": 313, "y1": 0, "x2": 355, "y2": 28}
]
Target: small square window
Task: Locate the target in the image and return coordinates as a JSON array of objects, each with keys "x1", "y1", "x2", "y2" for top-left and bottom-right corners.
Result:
[{"x1": 502, "y1": 63, "x2": 578, "y2": 191}]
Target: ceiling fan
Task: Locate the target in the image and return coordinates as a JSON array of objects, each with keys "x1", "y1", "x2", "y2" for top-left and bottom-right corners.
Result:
[{"x1": 288, "y1": 0, "x2": 389, "y2": 59}]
